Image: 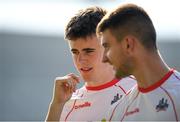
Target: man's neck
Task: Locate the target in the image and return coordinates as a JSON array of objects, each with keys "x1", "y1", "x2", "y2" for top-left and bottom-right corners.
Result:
[
  {"x1": 134, "y1": 52, "x2": 170, "y2": 89},
  {"x1": 85, "y1": 75, "x2": 115, "y2": 87}
]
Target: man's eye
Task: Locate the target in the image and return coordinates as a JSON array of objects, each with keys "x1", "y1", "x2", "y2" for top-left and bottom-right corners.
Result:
[
  {"x1": 104, "y1": 45, "x2": 110, "y2": 49},
  {"x1": 72, "y1": 51, "x2": 79, "y2": 55},
  {"x1": 102, "y1": 43, "x2": 109, "y2": 48},
  {"x1": 85, "y1": 50, "x2": 94, "y2": 53}
]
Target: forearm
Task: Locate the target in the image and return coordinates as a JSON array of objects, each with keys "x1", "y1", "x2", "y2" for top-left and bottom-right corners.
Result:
[{"x1": 45, "y1": 102, "x2": 65, "y2": 122}]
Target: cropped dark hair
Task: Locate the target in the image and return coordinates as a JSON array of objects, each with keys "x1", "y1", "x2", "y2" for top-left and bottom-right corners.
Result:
[
  {"x1": 97, "y1": 4, "x2": 157, "y2": 50},
  {"x1": 65, "y1": 6, "x2": 107, "y2": 40}
]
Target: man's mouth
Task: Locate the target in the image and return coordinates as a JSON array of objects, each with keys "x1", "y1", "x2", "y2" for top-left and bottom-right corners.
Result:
[{"x1": 80, "y1": 67, "x2": 93, "y2": 72}]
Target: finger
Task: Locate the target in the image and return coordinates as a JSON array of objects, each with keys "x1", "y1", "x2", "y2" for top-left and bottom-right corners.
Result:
[
  {"x1": 54, "y1": 75, "x2": 78, "y2": 92},
  {"x1": 68, "y1": 78, "x2": 77, "y2": 92},
  {"x1": 55, "y1": 77, "x2": 72, "y2": 86},
  {"x1": 63, "y1": 81, "x2": 73, "y2": 94},
  {"x1": 67, "y1": 73, "x2": 80, "y2": 83},
  {"x1": 67, "y1": 79, "x2": 73, "y2": 87},
  {"x1": 54, "y1": 79, "x2": 67, "y2": 90},
  {"x1": 71, "y1": 79, "x2": 77, "y2": 92}
]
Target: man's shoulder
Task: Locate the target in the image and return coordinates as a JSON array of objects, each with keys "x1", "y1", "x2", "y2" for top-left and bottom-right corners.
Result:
[
  {"x1": 118, "y1": 75, "x2": 136, "y2": 83},
  {"x1": 161, "y1": 70, "x2": 180, "y2": 96},
  {"x1": 172, "y1": 70, "x2": 180, "y2": 80},
  {"x1": 73, "y1": 85, "x2": 86, "y2": 94},
  {"x1": 164, "y1": 69, "x2": 180, "y2": 86},
  {"x1": 116, "y1": 76, "x2": 137, "y2": 92}
]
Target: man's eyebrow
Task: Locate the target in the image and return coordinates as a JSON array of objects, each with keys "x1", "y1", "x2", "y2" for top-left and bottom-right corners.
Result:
[
  {"x1": 71, "y1": 49, "x2": 78, "y2": 52},
  {"x1": 82, "y1": 48, "x2": 95, "y2": 51},
  {"x1": 71, "y1": 48, "x2": 95, "y2": 52}
]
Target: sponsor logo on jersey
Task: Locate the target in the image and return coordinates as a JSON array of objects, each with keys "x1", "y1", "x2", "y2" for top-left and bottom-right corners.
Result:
[
  {"x1": 125, "y1": 108, "x2": 139, "y2": 116},
  {"x1": 74, "y1": 101, "x2": 91, "y2": 109},
  {"x1": 111, "y1": 93, "x2": 122, "y2": 105},
  {"x1": 156, "y1": 98, "x2": 169, "y2": 112}
]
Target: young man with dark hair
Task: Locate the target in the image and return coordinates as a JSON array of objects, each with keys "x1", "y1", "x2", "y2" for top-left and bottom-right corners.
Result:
[
  {"x1": 46, "y1": 6, "x2": 136, "y2": 121},
  {"x1": 97, "y1": 3, "x2": 180, "y2": 121}
]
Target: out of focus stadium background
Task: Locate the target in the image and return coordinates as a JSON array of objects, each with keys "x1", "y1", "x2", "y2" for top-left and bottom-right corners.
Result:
[{"x1": 0, "y1": 0, "x2": 180, "y2": 120}]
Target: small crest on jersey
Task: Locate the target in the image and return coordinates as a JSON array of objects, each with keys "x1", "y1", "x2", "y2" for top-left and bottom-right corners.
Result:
[
  {"x1": 156, "y1": 98, "x2": 169, "y2": 112},
  {"x1": 111, "y1": 93, "x2": 122, "y2": 105}
]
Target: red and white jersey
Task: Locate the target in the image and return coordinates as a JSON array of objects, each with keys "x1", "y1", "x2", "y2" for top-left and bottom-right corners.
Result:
[
  {"x1": 60, "y1": 76, "x2": 136, "y2": 122},
  {"x1": 108, "y1": 69, "x2": 180, "y2": 121}
]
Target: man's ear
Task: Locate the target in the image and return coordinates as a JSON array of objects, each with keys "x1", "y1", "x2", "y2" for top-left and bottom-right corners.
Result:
[{"x1": 122, "y1": 35, "x2": 136, "y2": 54}]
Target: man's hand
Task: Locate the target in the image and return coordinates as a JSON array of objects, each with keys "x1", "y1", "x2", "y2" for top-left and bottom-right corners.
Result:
[
  {"x1": 46, "y1": 73, "x2": 80, "y2": 121},
  {"x1": 52, "y1": 73, "x2": 80, "y2": 104}
]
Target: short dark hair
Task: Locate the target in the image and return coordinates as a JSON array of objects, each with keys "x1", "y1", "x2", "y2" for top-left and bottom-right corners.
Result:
[
  {"x1": 97, "y1": 4, "x2": 157, "y2": 50},
  {"x1": 65, "y1": 6, "x2": 107, "y2": 40}
]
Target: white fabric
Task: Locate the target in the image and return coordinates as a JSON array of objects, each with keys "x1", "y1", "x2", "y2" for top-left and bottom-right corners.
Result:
[
  {"x1": 108, "y1": 70, "x2": 180, "y2": 121},
  {"x1": 60, "y1": 76, "x2": 136, "y2": 122}
]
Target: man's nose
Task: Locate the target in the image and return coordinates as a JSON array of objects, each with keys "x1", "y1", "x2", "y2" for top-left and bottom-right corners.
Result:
[
  {"x1": 102, "y1": 53, "x2": 109, "y2": 63},
  {"x1": 78, "y1": 53, "x2": 87, "y2": 63}
]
